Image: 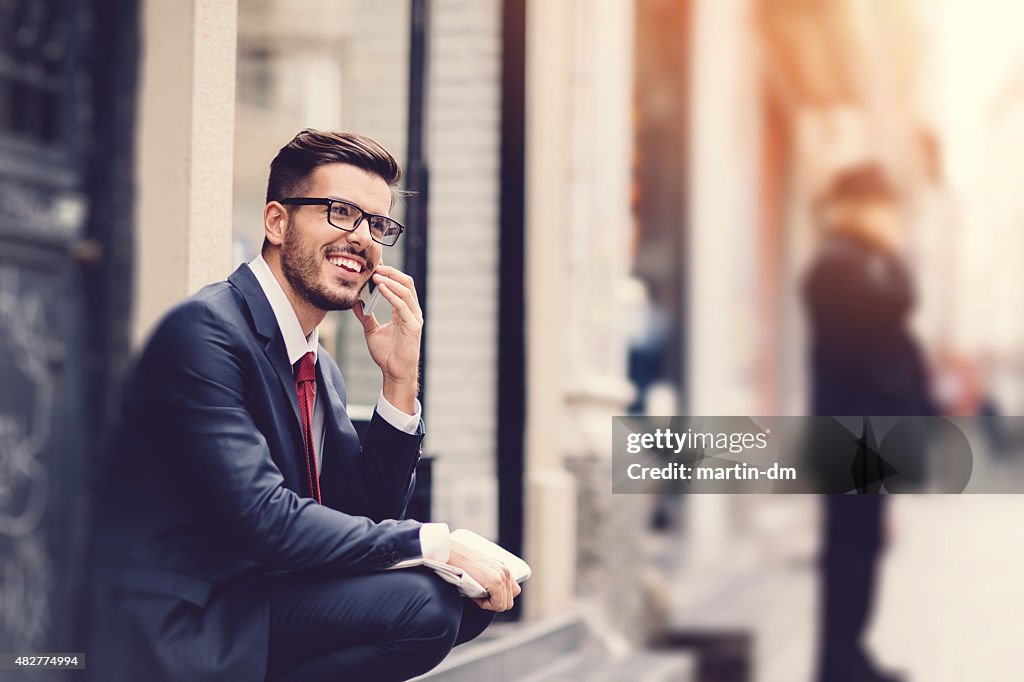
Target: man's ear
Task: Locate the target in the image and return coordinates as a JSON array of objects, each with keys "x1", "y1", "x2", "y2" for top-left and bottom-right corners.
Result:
[{"x1": 264, "y1": 201, "x2": 288, "y2": 248}]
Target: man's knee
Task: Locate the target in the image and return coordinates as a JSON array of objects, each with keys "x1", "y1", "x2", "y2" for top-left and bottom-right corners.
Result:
[
  {"x1": 398, "y1": 571, "x2": 462, "y2": 641},
  {"x1": 392, "y1": 571, "x2": 463, "y2": 671}
]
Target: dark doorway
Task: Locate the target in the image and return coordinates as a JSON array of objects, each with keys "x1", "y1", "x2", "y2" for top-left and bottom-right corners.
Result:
[{"x1": 0, "y1": 0, "x2": 138, "y2": 667}]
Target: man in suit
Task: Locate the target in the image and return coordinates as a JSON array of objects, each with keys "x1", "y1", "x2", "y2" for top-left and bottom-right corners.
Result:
[{"x1": 88, "y1": 129, "x2": 519, "y2": 681}]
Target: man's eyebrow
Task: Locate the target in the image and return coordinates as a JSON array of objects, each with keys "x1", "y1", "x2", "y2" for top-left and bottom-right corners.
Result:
[{"x1": 327, "y1": 196, "x2": 389, "y2": 216}]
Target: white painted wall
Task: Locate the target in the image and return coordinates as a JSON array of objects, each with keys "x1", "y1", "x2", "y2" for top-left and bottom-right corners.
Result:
[{"x1": 133, "y1": 0, "x2": 237, "y2": 345}]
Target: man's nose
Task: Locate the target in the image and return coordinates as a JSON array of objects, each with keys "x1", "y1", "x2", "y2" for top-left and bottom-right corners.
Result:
[{"x1": 345, "y1": 218, "x2": 373, "y2": 248}]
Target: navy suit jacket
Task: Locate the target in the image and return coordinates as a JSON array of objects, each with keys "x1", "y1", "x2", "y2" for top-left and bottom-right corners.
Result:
[{"x1": 88, "y1": 264, "x2": 426, "y2": 681}]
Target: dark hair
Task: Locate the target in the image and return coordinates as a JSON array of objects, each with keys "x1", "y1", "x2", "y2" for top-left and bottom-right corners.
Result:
[
  {"x1": 266, "y1": 129, "x2": 402, "y2": 203},
  {"x1": 262, "y1": 129, "x2": 403, "y2": 254},
  {"x1": 821, "y1": 162, "x2": 896, "y2": 204}
]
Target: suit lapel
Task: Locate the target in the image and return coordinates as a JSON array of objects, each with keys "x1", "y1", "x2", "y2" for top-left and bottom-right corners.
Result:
[
  {"x1": 265, "y1": 335, "x2": 301, "y2": 426},
  {"x1": 316, "y1": 359, "x2": 343, "y2": 412},
  {"x1": 315, "y1": 359, "x2": 360, "y2": 507},
  {"x1": 316, "y1": 359, "x2": 343, "y2": 462},
  {"x1": 228, "y1": 265, "x2": 301, "y2": 426}
]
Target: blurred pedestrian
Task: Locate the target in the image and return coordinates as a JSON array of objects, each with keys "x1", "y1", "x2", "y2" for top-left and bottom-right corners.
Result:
[{"x1": 803, "y1": 163, "x2": 934, "y2": 682}]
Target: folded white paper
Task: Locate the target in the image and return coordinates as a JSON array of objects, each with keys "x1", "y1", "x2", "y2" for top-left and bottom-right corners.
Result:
[{"x1": 385, "y1": 529, "x2": 532, "y2": 599}]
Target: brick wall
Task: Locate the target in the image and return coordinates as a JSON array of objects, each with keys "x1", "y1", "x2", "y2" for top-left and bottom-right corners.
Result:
[{"x1": 424, "y1": 0, "x2": 502, "y2": 538}]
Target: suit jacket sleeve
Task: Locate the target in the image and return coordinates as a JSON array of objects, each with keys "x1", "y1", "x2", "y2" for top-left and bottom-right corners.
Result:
[
  {"x1": 143, "y1": 299, "x2": 422, "y2": 573},
  {"x1": 329, "y1": 396, "x2": 423, "y2": 523}
]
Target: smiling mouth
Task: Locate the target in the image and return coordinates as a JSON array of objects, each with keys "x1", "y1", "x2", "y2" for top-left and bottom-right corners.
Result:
[{"x1": 326, "y1": 255, "x2": 363, "y2": 274}]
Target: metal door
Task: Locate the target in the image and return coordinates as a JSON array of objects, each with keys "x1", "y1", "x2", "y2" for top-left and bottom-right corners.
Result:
[{"x1": 0, "y1": 0, "x2": 137, "y2": 666}]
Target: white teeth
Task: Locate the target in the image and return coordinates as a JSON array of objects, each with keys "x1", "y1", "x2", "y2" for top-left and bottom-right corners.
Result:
[{"x1": 328, "y1": 256, "x2": 362, "y2": 272}]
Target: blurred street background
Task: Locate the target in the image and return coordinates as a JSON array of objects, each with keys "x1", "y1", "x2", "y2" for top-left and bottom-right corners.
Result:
[{"x1": 5, "y1": 0, "x2": 1024, "y2": 680}]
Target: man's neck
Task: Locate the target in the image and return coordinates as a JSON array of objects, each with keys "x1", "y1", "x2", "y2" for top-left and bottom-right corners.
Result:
[
  {"x1": 833, "y1": 223, "x2": 900, "y2": 255},
  {"x1": 264, "y1": 252, "x2": 326, "y2": 337}
]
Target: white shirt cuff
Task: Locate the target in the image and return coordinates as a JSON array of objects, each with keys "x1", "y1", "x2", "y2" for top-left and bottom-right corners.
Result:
[
  {"x1": 375, "y1": 392, "x2": 422, "y2": 434},
  {"x1": 419, "y1": 523, "x2": 451, "y2": 562}
]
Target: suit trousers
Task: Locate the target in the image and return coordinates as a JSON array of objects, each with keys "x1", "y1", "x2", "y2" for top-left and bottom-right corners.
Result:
[
  {"x1": 817, "y1": 495, "x2": 886, "y2": 681},
  {"x1": 264, "y1": 567, "x2": 495, "y2": 681}
]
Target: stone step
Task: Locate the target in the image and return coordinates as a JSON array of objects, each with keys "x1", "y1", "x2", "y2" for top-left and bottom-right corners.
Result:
[
  {"x1": 518, "y1": 648, "x2": 696, "y2": 682},
  {"x1": 412, "y1": 613, "x2": 589, "y2": 682},
  {"x1": 658, "y1": 565, "x2": 816, "y2": 682}
]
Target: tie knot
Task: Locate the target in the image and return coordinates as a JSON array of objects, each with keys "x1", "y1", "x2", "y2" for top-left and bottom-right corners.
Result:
[{"x1": 295, "y1": 352, "x2": 317, "y2": 383}]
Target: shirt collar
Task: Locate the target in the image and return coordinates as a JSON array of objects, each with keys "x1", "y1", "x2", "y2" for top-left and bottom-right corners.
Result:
[{"x1": 247, "y1": 255, "x2": 319, "y2": 366}]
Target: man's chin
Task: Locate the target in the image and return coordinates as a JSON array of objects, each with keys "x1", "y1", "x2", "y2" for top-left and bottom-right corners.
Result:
[
  {"x1": 323, "y1": 291, "x2": 360, "y2": 312},
  {"x1": 298, "y1": 281, "x2": 364, "y2": 313},
  {"x1": 325, "y1": 283, "x2": 366, "y2": 312}
]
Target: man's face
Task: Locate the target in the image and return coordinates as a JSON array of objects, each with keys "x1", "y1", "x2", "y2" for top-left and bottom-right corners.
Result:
[
  {"x1": 278, "y1": 163, "x2": 388, "y2": 312},
  {"x1": 825, "y1": 197, "x2": 903, "y2": 251}
]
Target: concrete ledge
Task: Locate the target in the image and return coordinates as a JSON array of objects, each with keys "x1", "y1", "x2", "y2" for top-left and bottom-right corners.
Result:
[{"x1": 412, "y1": 612, "x2": 588, "y2": 681}]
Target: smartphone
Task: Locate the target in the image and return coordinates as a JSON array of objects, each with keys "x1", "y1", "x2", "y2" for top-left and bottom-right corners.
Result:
[{"x1": 363, "y1": 257, "x2": 383, "y2": 316}]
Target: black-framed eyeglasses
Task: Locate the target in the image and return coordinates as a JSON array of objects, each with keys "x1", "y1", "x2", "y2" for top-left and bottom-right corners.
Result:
[{"x1": 280, "y1": 197, "x2": 405, "y2": 246}]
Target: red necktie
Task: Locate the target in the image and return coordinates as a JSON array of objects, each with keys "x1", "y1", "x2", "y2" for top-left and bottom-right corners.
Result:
[{"x1": 294, "y1": 352, "x2": 321, "y2": 503}]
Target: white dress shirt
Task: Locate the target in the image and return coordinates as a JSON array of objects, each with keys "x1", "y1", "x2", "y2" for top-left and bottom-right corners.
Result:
[{"x1": 248, "y1": 256, "x2": 449, "y2": 562}]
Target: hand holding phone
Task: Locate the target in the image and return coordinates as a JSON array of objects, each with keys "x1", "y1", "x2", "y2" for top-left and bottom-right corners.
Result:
[{"x1": 353, "y1": 258, "x2": 422, "y2": 412}]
